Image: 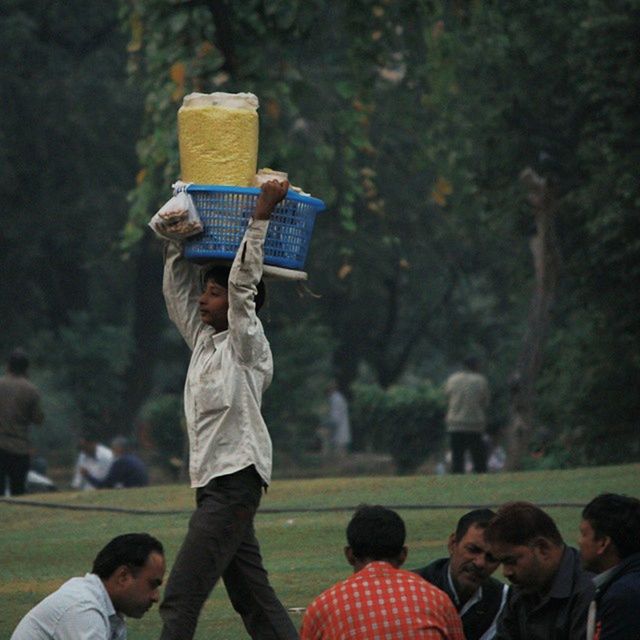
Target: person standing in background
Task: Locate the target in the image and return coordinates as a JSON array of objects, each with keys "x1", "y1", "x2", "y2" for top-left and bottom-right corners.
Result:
[
  {"x1": 0, "y1": 348, "x2": 44, "y2": 496},
  {"x1": 326, "y1": 381, "x2": 352, "y2": 456},
  {"x1": 444, "y1": 356, "x2": 490, "y2": 474}
]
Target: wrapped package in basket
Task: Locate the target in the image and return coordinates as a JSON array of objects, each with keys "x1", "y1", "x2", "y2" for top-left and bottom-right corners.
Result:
[{"x1": 178, "y1": 92, "x2": 259, "y2": 186}]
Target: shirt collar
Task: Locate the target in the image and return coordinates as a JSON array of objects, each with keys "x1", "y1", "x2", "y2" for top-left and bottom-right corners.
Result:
[
  {"x1": 85, "y1": 573, "x2": 125, "y2": 627},
  {"x1": 593, "y1": 564, "x2": 619, "y2": 588},
  {"x1": 211, "y1": 327, "x2": 228, "y2": 346},
  {"x1": 360, "y1": 560, "x2": 397, "y2": 575}
]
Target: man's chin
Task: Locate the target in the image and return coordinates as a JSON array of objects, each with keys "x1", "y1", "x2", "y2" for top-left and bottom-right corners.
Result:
[{"x1": 460, "y1": 572, "x2": 485, "y2": 588}]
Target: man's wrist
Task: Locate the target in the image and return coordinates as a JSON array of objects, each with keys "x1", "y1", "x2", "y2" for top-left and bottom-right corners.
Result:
[{"x1": 253, "y1": 203, "x2": 273, "y2": 220}]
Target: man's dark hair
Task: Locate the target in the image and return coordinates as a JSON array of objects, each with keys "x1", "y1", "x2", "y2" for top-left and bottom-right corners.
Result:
[
  {"x1": 455, "y1": 508, "x2": 496, "y2": 540},
  {"x1": 582, "y1": 493, "x2": 640, "y2": 559},
  {"x1": 347, "y1": 505, "x2": 406, "y2": 561},
  {"x1": 92, "y1": 533, "x2": 163, "y2": 579},
  {"x1": 8, "y1": 348, "x2": 29, "y2": 375},
  {"x1": 485, "y1": 502, "x2": 563, "y2": 547},
  {"x1": 203, "y1": 265, "x2": 266, "y2": 313}
]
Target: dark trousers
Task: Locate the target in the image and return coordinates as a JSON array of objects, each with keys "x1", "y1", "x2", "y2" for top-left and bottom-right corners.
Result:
[
  {"x1": 450, "y1": 432, "x2": 487, "y2": 474},
  {"x1": 0, "y1": 448, "x2": 29, "y2": 496},
  {"x1": 159, "y1": 466, "x2": 298, "y2": 640}
]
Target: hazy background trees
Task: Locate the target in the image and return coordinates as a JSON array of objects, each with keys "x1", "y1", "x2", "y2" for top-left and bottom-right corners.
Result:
[{"x1": 2, "y1": 0, "x2": 638, "y2": 473}]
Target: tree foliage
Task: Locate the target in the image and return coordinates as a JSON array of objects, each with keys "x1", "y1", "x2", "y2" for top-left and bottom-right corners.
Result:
[{"x1": 1, "y1": 0, "x2": 637, "y2": 469}]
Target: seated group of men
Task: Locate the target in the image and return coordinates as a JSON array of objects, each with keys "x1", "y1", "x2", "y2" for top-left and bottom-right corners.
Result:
[
  {"x1": 10, "y1": 493, "x2": 640, "y2": 640},
  {"x1": 71, "y1": 435, "x2": 148, "y2": 490}
]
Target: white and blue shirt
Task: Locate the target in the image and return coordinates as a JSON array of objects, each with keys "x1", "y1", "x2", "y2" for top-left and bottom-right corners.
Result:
[{"x1": 11, "y1": 573, "x2": 126, "y2": 640}]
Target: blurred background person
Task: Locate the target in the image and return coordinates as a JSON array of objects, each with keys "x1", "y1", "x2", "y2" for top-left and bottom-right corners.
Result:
[
  {"x1": 325, "y1": 380, "x2": 351, "y2": 457},
  {"x1": 444, "y1": 356, "x2": 490, "y2": 474},
  {"x1": 81, "y1": 436, "x2": 148, "y2": 489},
  {"x1": 71, "y1": 434, "x2": 113, "y2": 491},
  {"x1": 0, "y1": 348, "x2": 45, "y2": 496}
]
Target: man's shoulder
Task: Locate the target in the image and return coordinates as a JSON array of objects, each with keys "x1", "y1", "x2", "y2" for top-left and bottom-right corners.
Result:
[
  {"x1": 95, "y1": 444, "x2": 113, "y2": 459},
  {"x1": 23, "y1": 575, "x2": 108, "y2": 615},
  {"x1": 603, "y1": 566, "x2": 640, "y2": 601},
  {"x1": 0, "y1": 374, "x2": 39, "y2": 394},
  {"x1": 413, "y1": 557, "x2": 448, "y2": 585},
  {"x1": 13, "y1": 576, "x2": 115, "y2": 640}
]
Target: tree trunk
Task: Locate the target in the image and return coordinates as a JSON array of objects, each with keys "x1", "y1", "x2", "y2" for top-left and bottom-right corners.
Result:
[
  {"x1": 117, "y1": 235, "x2": 165, "y2": 435},
  {"x1": 505, "y1": 168, "x2": 561, "y2": 470}
]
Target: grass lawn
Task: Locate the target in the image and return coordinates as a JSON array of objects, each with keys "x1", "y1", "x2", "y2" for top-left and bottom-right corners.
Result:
[{"x1": 1, "y1": 463, "x2": 638, "y2": 639}]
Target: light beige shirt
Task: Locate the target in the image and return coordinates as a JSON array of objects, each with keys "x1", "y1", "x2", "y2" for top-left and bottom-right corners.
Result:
[
  {"x1": 163, "y1": 218, "x2": 273, "y2": 487},
  {"x1": 444, "y1": 370, "x2": 490, "y2": 433}
]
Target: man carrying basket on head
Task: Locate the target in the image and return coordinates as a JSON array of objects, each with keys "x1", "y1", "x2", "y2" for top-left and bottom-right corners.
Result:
[{"x1": 157, "y1": 179, "x2": 298, "y2": 640}]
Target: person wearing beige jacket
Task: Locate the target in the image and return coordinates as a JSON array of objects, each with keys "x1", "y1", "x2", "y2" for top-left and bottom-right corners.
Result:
[{"x1": 444, "y1": 356, "x2": 490, "y2": 473}]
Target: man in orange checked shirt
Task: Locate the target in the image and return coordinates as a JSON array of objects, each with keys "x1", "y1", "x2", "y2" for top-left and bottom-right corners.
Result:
[{"x1": 301, "y1": 505, "x2": 465, "y2": 640}]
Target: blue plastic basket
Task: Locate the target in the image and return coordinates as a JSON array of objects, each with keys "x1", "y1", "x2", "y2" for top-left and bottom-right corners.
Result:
[{"x1": 184, "y1": 185, "x2": 326, "y2": 270}]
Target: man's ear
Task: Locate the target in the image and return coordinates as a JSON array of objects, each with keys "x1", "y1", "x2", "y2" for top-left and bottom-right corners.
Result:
[
  {"x1": 345, "y1": 546, "x2": 357, "y2": 567},
  {"x1": 596, "y1": 534, "x2": 613, "y2": 557},
  {"x1": 532, "y1": 537, "x2": 553, "y2": 558},
  {"x1": 398, "y1": 546, "x2": 408, "y2": 567},
  {"x1": 447, "y1": 532, "x2": 457, "y2": 556},
  {"x1": 112, "y1": 565, "x2": 133, "y2": 586}
]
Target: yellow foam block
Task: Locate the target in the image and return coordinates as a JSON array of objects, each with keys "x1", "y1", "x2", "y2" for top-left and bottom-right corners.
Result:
[{"x1": 178, "y1": 92, "x2": 259, "y2": 186}]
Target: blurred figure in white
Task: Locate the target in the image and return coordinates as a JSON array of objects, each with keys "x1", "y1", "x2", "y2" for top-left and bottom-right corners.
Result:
[
  {"x1": 71, "y1": 435, "x2": 113, "y2": 491},
  {"x1": 326, "y1": 381, "x2": 351, "y2": 456}
]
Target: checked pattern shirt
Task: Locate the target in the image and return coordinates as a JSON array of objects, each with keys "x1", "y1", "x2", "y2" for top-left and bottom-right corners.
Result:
[{"x1": 300, "y1": 561, "x2": 465, "y2": 640}]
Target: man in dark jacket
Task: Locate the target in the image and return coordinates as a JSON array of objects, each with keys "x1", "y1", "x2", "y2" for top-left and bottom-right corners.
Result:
[
  {"x1": 486, "y1": 501, "x2": 595, "y2": 640},
  {"x1": 414, "y1": 509, "x2": 509, "y2": 640},
  {"x1": 579, "y1": 493, "x2": 640, "y2": 640}
]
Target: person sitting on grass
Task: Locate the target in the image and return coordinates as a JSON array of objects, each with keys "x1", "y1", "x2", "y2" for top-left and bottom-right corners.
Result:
[
  {"x1": 11, "y1": 533, "x2": 165, "y2": 640},
  {"x1": 414, "y1": 509, "x2": 509, "y2": 640},
  {"x1": 579, "y1": 492, "x2": 640, "y2": 640},
  {"x1": 81, "y1": 436, "x2": 148, "y2": 489},
  {"x1": 485, "y1": 501, "x2": 595, "y2": 640},
  {"x1": 301, "y1": 504, "x2": 465, "y2": 640},
  {"x1": 71, "y1": 434, "x2": 113, "y2": 491}
]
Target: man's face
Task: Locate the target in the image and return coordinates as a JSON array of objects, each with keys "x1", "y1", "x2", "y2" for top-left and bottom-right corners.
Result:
[
  {"x1": 490, "y1": 541, "x2": 547, "y2": 593},
  {"x1": 449, "y1": 524, "x2": 499, "y2": 599},
  {"x1": 199, "y1": 279, "x2": 229, "y2": 332},
  {"x1": 114, "y1": 551, "x2": 165, "y2": 618},
  {"x1": 578, "y1": 519, "x2": 604, "y2": 573}
]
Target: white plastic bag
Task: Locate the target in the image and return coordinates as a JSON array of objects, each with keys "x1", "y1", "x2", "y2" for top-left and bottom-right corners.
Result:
[{"x1": 149, "y1": 182, "x2": 203, "y2": 240}]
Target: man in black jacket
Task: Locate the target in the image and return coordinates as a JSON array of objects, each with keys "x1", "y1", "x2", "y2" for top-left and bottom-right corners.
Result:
[
  {"x1": 579, "y1": 493, "x2": 640, "y2": 640},
  {"x1": 486, "y1": 502, "x2": 594, "y2": 640},
  {"x1": 414, "y1": 509, "x2": 509, "y2": 640}
]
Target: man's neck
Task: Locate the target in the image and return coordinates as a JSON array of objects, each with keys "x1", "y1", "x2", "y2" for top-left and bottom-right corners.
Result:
[{"x1": 353, "y1": 558, "x2": 400, "y2": 573}]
